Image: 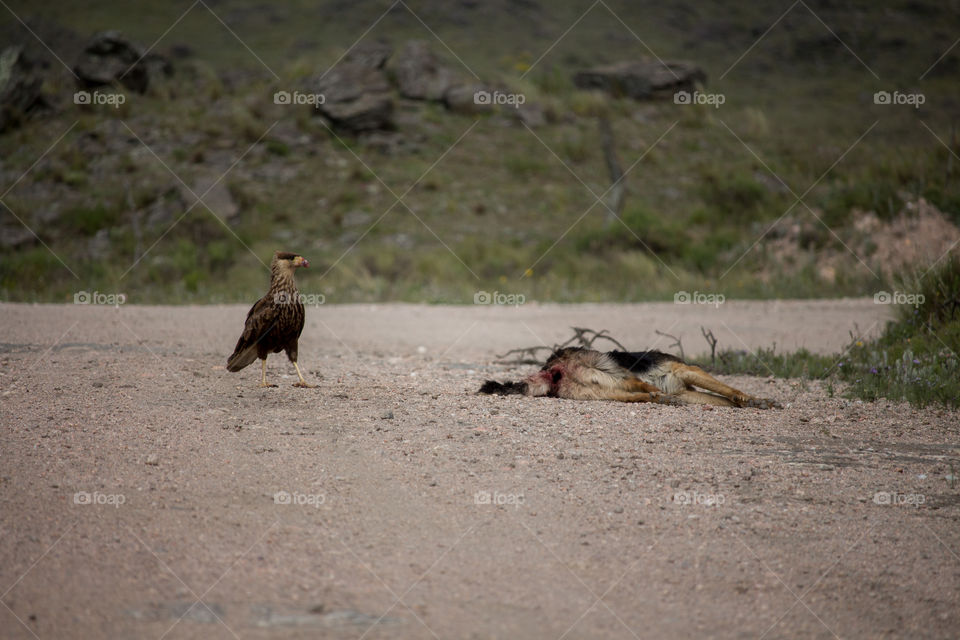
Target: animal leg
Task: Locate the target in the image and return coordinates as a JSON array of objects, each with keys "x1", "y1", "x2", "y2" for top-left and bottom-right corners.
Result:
[
  {"x1": 672, "y1": 364, "x2": 779, "y2": 408},
  {"x1": 258, "y1": 359, "x2": 277, "y2": 388},
  {"x1": 292, "y1": 361, "x2": 316, "y2": 388},
  {"x1": 605, "y1": 390, "x2": 684, "y2": 406},
  {"x1": 622, "y1": 377, "x2": 665, "y2": 394},
  {"x1": 675, "y1": 389, "x2": 736, "y2": 406}
]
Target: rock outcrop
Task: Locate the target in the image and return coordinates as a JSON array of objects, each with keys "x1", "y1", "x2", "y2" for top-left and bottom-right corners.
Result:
[
  {"x1": 389, "y1": 40, "x2": 458, "y2": 101},
  {"x1": 0, "y1": 46, "x2": 47, "y2": 132},
  {"x1": 313, "y1": 60, "x2": 394, "y2": 133},
  {"x1": 73, "y1": 31, "x2": 171, "y2": 93},
  {"x1": 573, "y1": 60, "x2": 706, "y2": 100}
]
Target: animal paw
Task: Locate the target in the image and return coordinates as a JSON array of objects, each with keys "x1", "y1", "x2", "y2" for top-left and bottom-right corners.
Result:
[
  {"x1": 742, "y1": 396, "x2": 781, "y2": 409},
  {"x1": 653, "y1": 393, "x2": 685, "y2": 406}
]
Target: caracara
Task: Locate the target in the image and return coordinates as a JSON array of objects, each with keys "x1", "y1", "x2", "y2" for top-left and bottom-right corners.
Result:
[{"x1": 227, "y1": 251, "x2": 315, "y2": 388}]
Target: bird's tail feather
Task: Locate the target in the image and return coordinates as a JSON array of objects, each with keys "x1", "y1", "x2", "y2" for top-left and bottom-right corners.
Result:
[{"x1": 227, "y1": 344, "x2": 259, "y2": 372}]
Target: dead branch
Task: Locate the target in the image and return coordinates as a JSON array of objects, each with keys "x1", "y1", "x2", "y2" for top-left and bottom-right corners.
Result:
[
  {"x1": 701, "y1": 327, "x2": 718, "y2": 365},
  {"x1": 494, "y1": 327, "x2": 629, "y2": 364},
  {"x1": 566, "y1": 327, "x2": 630, "y2": 351},
  {"x1": 493, "y1": 345, "x2": 555, "y2": 365}
]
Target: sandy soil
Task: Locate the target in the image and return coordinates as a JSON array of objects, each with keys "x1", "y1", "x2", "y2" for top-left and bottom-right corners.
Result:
[{"x1": 1, "y1": 300, "x2": 958, "y2": 639}]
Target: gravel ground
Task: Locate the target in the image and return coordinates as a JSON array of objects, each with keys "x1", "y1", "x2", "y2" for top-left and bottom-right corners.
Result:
[{"x1": 1, "y1": 300, "x2": 958, "y2": 640}]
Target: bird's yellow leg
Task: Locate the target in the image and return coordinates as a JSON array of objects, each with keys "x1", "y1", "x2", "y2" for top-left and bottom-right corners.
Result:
[
  {"x1": 258, "y1": 359, "x2": 276, "y2": 388},
  {"x1": 292, "y1": 361, "x2": 316, "y2": 388}
]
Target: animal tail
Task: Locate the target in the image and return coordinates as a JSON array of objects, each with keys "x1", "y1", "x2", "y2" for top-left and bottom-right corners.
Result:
[
  {"x1": 226, "y1": 342, "x2": 259, "y2": 372},
  {"x1": 478, "y1": 380, "x2": 527, "y2": 395}
]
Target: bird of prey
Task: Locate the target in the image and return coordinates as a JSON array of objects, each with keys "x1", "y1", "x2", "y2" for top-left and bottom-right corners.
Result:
[{"x1": 227, "y1": 251, "x2": 316, "y2": 388}]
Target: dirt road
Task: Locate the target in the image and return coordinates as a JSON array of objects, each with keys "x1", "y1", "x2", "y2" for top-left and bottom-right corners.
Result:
[{"x1": 1, "y1": 300, "x2": 958, "y2": 639}]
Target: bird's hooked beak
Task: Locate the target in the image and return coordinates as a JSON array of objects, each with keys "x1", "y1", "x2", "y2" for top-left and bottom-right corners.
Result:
[{"x1": 294, "y1": 256, "x2": 309, "y2": 268}]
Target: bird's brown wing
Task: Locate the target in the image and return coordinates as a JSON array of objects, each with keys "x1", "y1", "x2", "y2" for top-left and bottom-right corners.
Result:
[{"x1": 226, "y1": 295, "x2": 278, "y2": 371}]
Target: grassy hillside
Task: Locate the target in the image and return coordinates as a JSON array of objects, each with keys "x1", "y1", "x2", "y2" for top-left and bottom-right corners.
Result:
[{"x1": 1, "y1": 0, "x2": 958, "y2": 304}]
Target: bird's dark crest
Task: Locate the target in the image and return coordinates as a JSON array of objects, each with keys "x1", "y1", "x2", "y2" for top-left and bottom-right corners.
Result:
[{"x1": 275, "y1": 251, "x2": 298, "y2": 260}]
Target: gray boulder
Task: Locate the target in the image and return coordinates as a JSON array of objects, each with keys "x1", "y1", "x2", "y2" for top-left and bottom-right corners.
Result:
[
  {"x1": 443, "y1": 84, "x2": 546, "y2": 126},
  {"x1": 512, "y1": 102, "x2": 547, "y2": 128},
  {"x1": 313, "y1": 62, "x2": 393, "y2": 133},
  {"x1": 343, "y1": 40, "x2": 392, "y2": 70},
  {"x1": 73, "y1": 31, "x2": 171, "y2": 93},
  {"x1": 389, "y1": 40, "x2": 457, "y2": 101},
  {"x1": 0, "y1": 46, "x2": 47, "y2": 132},
  {"x1": 442, "y1": 84, "x2": 495, "y2": 114},
  {"x1": 573, "y1": 60, "x2": 705, "y2": 100}
]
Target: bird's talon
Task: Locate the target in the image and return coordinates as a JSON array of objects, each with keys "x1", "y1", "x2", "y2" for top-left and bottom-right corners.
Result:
[{"x1": 293, "y1": 382, "x2": 316, "y2": 388}]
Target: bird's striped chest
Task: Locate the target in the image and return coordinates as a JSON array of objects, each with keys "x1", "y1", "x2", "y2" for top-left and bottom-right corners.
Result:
[{"x1": 272, "y1": 298, "x2": 305, "y2": 337}]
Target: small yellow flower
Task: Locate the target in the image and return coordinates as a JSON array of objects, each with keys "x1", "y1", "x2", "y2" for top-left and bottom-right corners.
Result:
[
  {"x1": 499, "y1": 275, "x2": 507, "y2": 284},
  {"x1": 524, "y1": 268, "x2": 533, "y2": 278},
  {"x1": 856, "y1": 341, "x2": 863, "y2": 347}
]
